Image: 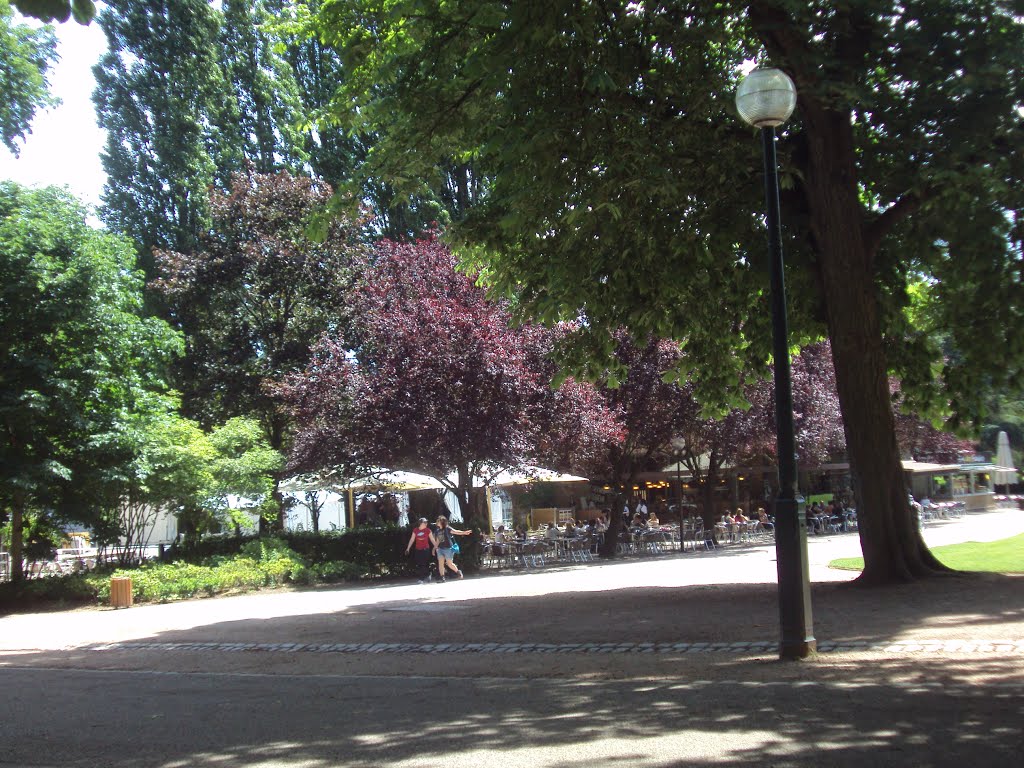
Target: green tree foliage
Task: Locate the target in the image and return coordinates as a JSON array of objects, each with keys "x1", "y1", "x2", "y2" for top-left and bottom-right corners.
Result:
[
  {"x1": 310, "y1": 0, "x2": 1024, "y2": 584},
  {"x1": 93, "y1": 0, "x2": 235, "y2": 267},
  {"x1": 0, "y1": 182, "x2": 183, "y2": 581},
  {"x1": 220, "y1": 0, "x2": 309, "y2": 174},
  {"x1": 12, "y1": 0, "x2": 94, "y2": 24},
  {"x1": 279, "y1": 0, "x2": 481, "y2": 239},
  {"x1": 275, "y1": 0, "x2": 354, "y2": 187},
  {"x1": 0, "y1": 0, "x2": 58, "y2": 154},
  {"x1": 154, "y1": 170, "x2": 366, "y2": 444},
  {"x1": 206, "y1": 417, "x2": 285, "y2": 535},
  {"x1": 154, "y1": 170, "x2": 366, "y2": 528},
  {"x1": 91, "y1": 0, "x2": 457, "y2": 248},
  {"x1": 95, "y1": 413, "x2": 284, "y2": 549},
  {"x1": 90, "y1": 408, "x2": 212, "y2": 563}
]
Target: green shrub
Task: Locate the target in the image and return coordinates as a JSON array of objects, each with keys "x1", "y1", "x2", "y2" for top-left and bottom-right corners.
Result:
[
  {"x1": 283, "y1": 527, "x2": 409, "y2": 571},
  {"x1": 313, "y1": 560, "x2": 371, "y2": 583},
  {"x1": 98, "y1": 541, "x2": 309, "y2": 603},
  {"x1": 0, "y1": 573, "x2": 99, "y2": 614},
  {"x1": 3, "y1": 523, "x2": 470, "y2": 613},
  {"x1": 239, "y1": 537, "x2": 296, "y2": 562},
  {"x1": 162, "y1": 534, "x2": 257, "y2": 563},
  {"x1": 167, "y1": 528, "x2": 411, "y2": 571}
]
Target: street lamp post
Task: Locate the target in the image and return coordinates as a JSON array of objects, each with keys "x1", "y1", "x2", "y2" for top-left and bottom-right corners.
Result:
[{"x1": 736, "y1": 68, "x2": 816, "y2": 660}]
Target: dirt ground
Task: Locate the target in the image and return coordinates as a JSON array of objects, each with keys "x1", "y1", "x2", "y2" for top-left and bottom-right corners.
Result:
[
  {"x1": 2, "y1": 564, "x2": 1019, "y2": 692},
  {"x1": 2, "y1": 509, "x2": 1022, "y2": 691}
]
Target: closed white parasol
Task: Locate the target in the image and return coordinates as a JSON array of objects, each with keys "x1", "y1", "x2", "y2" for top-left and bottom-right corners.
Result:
[{"x1": 993, "y1": 431, "x2": 1018, "y2": 488}]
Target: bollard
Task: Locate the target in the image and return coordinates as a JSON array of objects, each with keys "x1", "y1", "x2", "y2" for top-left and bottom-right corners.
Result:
[{"x1": 110, "y1": 576, "x2": 133, "y2": 608}]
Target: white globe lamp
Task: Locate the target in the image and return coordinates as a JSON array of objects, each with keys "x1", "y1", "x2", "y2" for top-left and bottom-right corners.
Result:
[{"x1": 736, "y1": 68, "x2": 797, "y2": 128}]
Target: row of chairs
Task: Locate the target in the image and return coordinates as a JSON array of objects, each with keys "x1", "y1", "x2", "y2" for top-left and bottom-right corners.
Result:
[
  {"x1": 919, "y1": 501, "x2": 966, "y2": 525},
  {"x1": 482, "y1": 536, "x2": 599, "y2": 569},
  {"x1": 481, "y1": 518, "x2": 778, "y2": 569},
  {"x1": 618, "y1": 528, "x2": 679, "y2": 555}
]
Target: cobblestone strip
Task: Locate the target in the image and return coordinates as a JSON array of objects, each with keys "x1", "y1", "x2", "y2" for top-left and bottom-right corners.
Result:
[{"x1": 83, "y1": 639, "x2": 1024, "y2": 656}]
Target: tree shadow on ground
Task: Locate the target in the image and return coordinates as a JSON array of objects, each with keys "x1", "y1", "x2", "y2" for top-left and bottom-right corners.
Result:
[
  {"x1": 50, "y1": 570, "x2": 1017, "y2": 648},
  {"x1": 2, "y1": 654, "x2": 1021, "y2": 768},
  {"x1": 5, "y1": 570, "x2": 1023, "y2": 767}
]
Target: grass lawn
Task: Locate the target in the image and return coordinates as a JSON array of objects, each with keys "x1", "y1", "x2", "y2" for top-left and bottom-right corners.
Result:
[{"x1": 830, "y1": 533, "x2": 1024, "y2": 573}]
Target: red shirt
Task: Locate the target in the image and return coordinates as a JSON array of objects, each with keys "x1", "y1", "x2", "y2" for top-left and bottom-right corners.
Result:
[{"x1": 413, "y1": 527, "x2": 432, "y2": 550}]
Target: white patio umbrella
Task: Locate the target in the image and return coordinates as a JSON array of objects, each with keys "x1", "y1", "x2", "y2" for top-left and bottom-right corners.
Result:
[
  {"x1": 993, "y1": 431, "x2": 1018, "y2": 488},
  {"x1": 440, "y1": 464, "x2": 589, "y2": 488},
  {"x1": 483, "y1": 465, "x2": 589, "y2": 487},
  {"x1": 336, "y1": 470, "x2": 446, "y2": 493},
  {"x1": 279, "y1": 468, "x2": 446, "y2": 494}
]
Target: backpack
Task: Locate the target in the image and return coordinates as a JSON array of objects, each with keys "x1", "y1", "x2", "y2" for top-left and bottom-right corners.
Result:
[{"x1": 442, "y1": 526, "x2": 461, "y2": 554}]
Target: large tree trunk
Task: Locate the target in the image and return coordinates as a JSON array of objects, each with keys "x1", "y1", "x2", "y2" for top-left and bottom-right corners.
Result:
[
  {"x1": 599, "y1": 490, "x2": 627, "y2": 557},
  {"x1": 686, "y1": 456, "x2": 720, "y2": 530},
  {"x1": 271, "y1": 480, "x2": 285, "y2": 533},
  {"x1": 698, "y1": 479, "x2": 715, "y2": 529},
  {"x1": 270, "y1": 417, "x2": 287, "y2": 532},
  {"x1": 10, "y1": 492, "x2": 25, "y2": 583},
  {"x1": 800, "y1": 103, "x2": 948, "y2": 584},
  {"x1": 455, "y1": 464, "x2": 478, "y2": 522},
  {"x1": 598, "y1": 453, "x2": 637, "y2": 557}
]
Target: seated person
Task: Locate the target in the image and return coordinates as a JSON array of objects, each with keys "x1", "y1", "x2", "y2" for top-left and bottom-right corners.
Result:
[
  {"x1": 564, "y1": 520, "x2": 578, "y2": 537},
  {"x1": 757, "y1": 507, "x2": 774, "y2": 532},
  {"x1": 805, "y1": 506, "x2": 819, "y2": 533},
  {"x1": 513, "y1": 524, "x2": 528, "y2": 541},
  {"x1": 492, "y1": 525, "x2": 507, "y2": 554},
  {"x1": 908, "y1": 496, "x2": 923, "y2": 518},
  {"x1": 646, "y1": 510, "x2": 660, "y2": 527},
  {"x1": 631, "y1": 512, "x2": 645, "y2": 529},
  {"x1": 733, "y1": 508, "x2": 749, "y2": 523},
  {"x1": 545, "y1": 523, "x2": 562, "y2": 540}
]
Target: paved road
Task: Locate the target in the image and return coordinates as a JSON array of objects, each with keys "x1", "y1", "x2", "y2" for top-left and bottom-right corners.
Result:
[
  {"x1": 2, "y1": 664, "x2": 1021, "y2": 767},
  {"x1": 1, "y1": 507, "x2": 1022, "y2": 767}
]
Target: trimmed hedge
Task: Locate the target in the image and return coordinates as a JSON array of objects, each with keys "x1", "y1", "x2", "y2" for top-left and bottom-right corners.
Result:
[
  {"x1": 283, "y1": 526, "x2": 410, "y2": 574},
  {"x1": 94, "y1": 537, "x2": 378, "y2": 603},
  {"x1": 0, "y1": 573, "x2": 100, "y2": 615},
  {"x1": 1, "y1": 523, "x2": 484, "y2": 612},
  {"x1": 163, "y1": 525, "x2": 414, "y2": 575}
]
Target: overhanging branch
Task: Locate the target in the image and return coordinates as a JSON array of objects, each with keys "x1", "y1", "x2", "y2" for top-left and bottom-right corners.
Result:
[{"x1": 863, "y1": 191, "x2": 926, "y2": 257}]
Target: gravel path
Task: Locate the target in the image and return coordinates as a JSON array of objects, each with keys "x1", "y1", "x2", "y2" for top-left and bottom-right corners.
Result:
[{"x1": 2, "y1": 507, "x2": 1021, "y2": 683}]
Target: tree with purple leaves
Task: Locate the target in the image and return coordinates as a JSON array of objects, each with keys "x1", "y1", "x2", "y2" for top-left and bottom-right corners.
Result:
[
  {"x1": 891, "y1": 386, "x2": 974, "y2": 465},
  {"x1": 673, "y1": 384, "x2": 770, "y2": 524},
  {"x1": 281, "y1": 234, "x2": 621, "y2": 523},
  {"x1": 786, "y1": 342, "x2": 847, "y2": 468},
  {"x1": 580, "y1": 337, "x2": 844, "y2": 548}
]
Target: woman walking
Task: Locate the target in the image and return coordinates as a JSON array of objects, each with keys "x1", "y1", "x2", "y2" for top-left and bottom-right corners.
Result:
[
  {"x1": 405, "y1": 518, "x2": 438, "y2": 584},
  {"x1": 435, "y1": 516, "x2": 472, "y2": 582}
]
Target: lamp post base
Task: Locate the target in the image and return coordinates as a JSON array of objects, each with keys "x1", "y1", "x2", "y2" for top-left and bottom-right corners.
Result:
[
  {"x1": 779, "y1": 638, "x2": 817, "y2": 660},
  {"x1": 773, "y1": 495, "x2": 816, "y2": 660}
]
